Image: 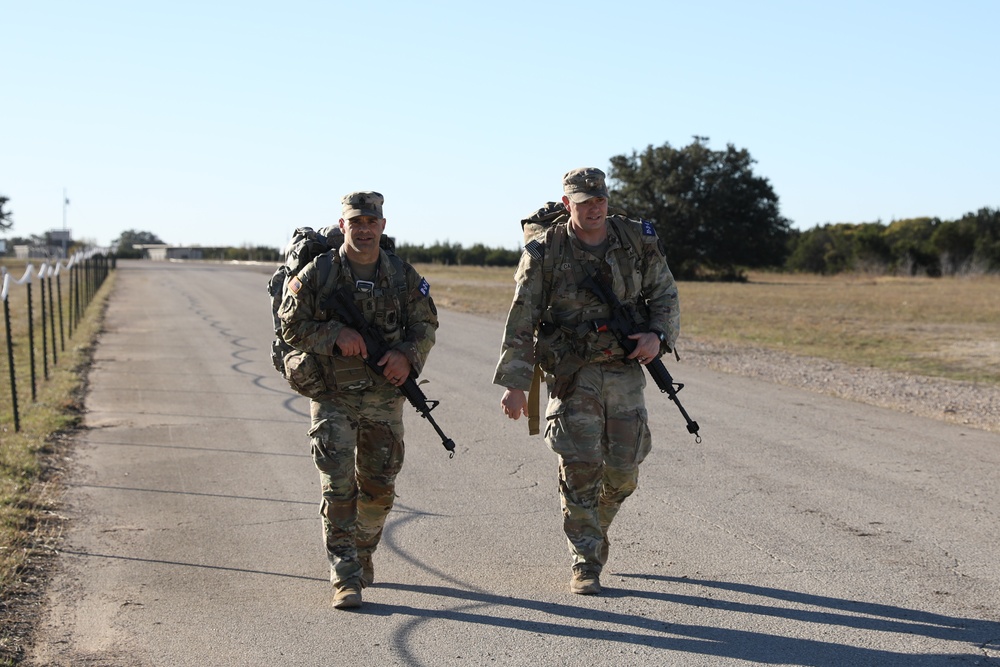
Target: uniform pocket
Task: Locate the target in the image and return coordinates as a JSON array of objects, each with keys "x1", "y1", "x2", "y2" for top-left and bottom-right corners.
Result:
[
  {"x1": 544, "y1": 403, "x2": 603, "y2": 463},
  {"x1": 284, "y1": 350, "x2": 328, "y2": 399},
  {"x1": 606, "y1": 408, "x2": 652, "y2": 467},
  {"x1": 322, "y1": 355, "x2": 374, "y2": 392}
]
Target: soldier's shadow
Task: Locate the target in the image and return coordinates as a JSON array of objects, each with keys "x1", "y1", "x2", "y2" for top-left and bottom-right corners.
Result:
[{"x1": 374, "y1": 575, "x2": 999, "y2": 666}]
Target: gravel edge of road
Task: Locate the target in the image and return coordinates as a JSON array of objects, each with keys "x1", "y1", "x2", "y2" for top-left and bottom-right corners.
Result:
[{"x1": 679, "y1": 338, "x2": 1000, "y2": 435}]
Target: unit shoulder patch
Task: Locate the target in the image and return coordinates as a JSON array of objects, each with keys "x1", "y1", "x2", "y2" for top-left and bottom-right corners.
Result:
[{"x1": 524, "y1": 239, "x2": 545, "y2": 260}]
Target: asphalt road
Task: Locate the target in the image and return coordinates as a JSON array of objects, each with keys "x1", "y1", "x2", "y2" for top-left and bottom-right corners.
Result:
[{"x1": 25, "y1": 260, "x2": 1000, "y2": 666}]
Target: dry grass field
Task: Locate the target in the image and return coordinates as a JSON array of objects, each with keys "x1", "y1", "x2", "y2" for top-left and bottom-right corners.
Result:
[
  {"x1": 1, "y1": 259, "x2": 109, "y2": 664},
  {"x1": 683, "y1": 272, "x2": 1000, "y2": 385},
  {"x1": 415, "y1": 264, "x2": 1000, "y2": 386}
]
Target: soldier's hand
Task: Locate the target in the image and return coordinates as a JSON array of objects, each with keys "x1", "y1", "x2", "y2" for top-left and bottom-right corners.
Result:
[
  {"x1": 501, "y1": 389, "x2": 527, "y2": 420},
  {"x1": 335, "y1": 327, "x2": 368, "y2": 358},
  {"x1": 378, "y1": 350, "x2": 411, "y2": 387},
  {"x1": 627, "y1": 332, "x2": 660, "y2": 365}
]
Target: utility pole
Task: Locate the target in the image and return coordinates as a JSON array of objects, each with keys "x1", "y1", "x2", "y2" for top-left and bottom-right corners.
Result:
[{"x1": 62, "y1": 188, "x2": 69, "y2": 258}]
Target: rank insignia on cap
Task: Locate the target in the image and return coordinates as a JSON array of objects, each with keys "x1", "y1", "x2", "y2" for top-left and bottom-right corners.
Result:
[
  {"x1": 419, "y1": 278, "x2": 430, "y2": 296},
  {"x1": 288, "y1": 276, "x2": 303, "y2": 295},
  {"x1": 641, "y1": 220, "x2": 656, "y2": 236}
]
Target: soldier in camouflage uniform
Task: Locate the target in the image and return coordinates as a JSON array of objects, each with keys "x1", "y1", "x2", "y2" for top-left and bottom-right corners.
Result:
[
  {"x1": 279, "y1": 191, "x2": 438, "y2": 610},
  {"x1": 494, "y1": 168, "x2": 679, "y2": 595}
]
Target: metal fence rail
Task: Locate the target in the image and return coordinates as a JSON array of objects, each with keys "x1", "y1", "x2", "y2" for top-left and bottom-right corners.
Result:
[{"x1": 1, "y1": 251, "x2": 114, "y2": 433}]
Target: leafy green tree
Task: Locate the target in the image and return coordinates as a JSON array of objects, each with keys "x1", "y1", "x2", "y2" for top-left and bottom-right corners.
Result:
[
  {"x1": 847, "y1": 222, "x2": 892, "y2": 272},
  {"x1": 786, "y1": 224, "x2": 855, "y2": 274},
  {"x1": 608, "y1": 137, "x2": 791, "y2": 280},
  {"x1": 484, "y1": 247, "x2": 520, "y2": 266},
  {"x1": 969, "y1": 208, "x2": 1000, "y2": 271},
  {"x1": 883, "y1": 217, "x2": 940, "y2": 276},
  {"x1": 0, "y1": 195, "x2": 13, "y2": 231},
  {"x1": 113, "y1": 229, "x2": 165, "y2": 259},
  {"x1": 932, "y1": 207, "x2": 1000, "y2": 274},
  {"x1": 223, "y1": 245, "x2": 280, "y2": 262},
  {"x1": 427, "y1": 241, "x2": 461, "y2": 265},
  {"x1": 396, "y1": 242, "x2": 519, "y2": 267},
  {"x1": 931, "y1": 216, "x2": 979, "y2": 274},
  {"x1": 457, "y1": 243, "x2": 488, "y2": 266},
  {"x1": 395, "y1": 243, "x2": 432, "y2": 264}
]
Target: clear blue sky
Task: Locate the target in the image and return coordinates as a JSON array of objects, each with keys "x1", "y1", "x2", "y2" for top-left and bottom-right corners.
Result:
[{"x1": 3, "y1": 1, "x2": 997, "y2": 252}]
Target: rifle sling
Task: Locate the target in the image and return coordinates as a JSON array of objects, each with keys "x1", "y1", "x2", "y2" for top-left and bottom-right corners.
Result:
[{"x1": 527, "y1": 363, "x2": 542, "y2": 436}]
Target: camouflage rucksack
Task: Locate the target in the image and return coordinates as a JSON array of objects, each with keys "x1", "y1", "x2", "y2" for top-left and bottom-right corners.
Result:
[{"x1": 266, "y1": 225, "x2": 395, "y2": 381}]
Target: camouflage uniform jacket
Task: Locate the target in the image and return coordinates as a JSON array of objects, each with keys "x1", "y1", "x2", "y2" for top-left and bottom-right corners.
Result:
[
  {"x1": 278, "y1": 246, "x2": 438, "y2": 382},
  {"x1": 493, "y1": 217, "x2": 679, "y2": 391}
]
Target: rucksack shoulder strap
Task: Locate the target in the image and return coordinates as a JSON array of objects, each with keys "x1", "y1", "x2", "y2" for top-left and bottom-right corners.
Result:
[
  {"x1": 382, "y1": 253, "x2": 410, "y2": 305},
  {"x1": 313, "y1": 250, "x2": 345, "y2": 308},
  {"x1": 608, "y1": 215, "x2": 660, "y2": 301},
  {"x1": 608, "y1": 216, "x2": 646, "y2": 251},
  {"x1": 538, "y1": 222, "x2": 569, "y2": 317}
]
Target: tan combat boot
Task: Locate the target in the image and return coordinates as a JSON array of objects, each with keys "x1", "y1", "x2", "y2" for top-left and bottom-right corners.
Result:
[
  {"x1": 570, "y1": 567, "x2": 602, "y2": 595},
  {"x1": 332, "y1": 582, "x2": 362, "y2": 610}
]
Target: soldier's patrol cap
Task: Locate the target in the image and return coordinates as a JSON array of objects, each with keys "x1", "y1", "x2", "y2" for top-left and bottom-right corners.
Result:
[
  {"x1": 562, "y1": 167, "x2": 609, "y2": 203},
  {"x1": 341, "y1": 191, "x2": 384, "y2": 220}
]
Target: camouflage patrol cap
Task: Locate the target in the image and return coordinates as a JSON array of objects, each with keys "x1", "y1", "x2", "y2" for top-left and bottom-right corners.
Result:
[
  {"x1": 562, "y1": 167, "x2": 609, "y2": 203},
  {"x1": 341, "y1": 191, "x2": 385, "y2": 220}
]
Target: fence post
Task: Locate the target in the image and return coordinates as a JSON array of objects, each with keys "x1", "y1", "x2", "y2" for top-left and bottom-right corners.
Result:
[
  {"x1": 56, "y1": 267, "x2": 66, "y2": 352},
  {"x1": 3, "y1": 288, "x2": 20, "y2": 433},
  {"x1": 26, "y1": 277, "x2": 37, "y2": 402},
  {"x1": 40, "y1": 268, "x2": 49, "y2": 382},
  {"x1": 47, "y1": 265, "x2": 58, "y2": 367}
]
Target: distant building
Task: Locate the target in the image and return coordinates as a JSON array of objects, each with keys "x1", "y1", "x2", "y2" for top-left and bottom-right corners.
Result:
[
  {"x1": 15, "y1": 244, "x2": 56, "y2": 259},
  {"x1": 48, "y1": 229, "x2": 72, "y2": 245},
  {"x1": 12, "y1": 229, "x2": 74, "y2": 259},
  {"x1": 133, "y1": 244, "x2": 205, "y2": 260}
]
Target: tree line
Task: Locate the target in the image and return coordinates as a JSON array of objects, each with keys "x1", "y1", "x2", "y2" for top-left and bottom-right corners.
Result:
[
  {"x1": 786, "y1": 209, "x2": 1000, "y2": 276},
  {"x1": 393, "y1": 208, "x2": 1000, "y2": 278},
  {"x1": 6, "y1": 138, "x2": 997, "y2": 278},
  {"x1": 64, "y1": 205, "x2": 1000, "y2": 279}
]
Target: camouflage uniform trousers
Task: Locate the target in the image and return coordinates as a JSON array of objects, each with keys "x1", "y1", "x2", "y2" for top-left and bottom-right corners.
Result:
[
  {"x1": 544, "y1": 361, "x2": 652, "y2": 574},
  {"x1": 308, "y1": 385, "x2": 405, "y2": 587}
]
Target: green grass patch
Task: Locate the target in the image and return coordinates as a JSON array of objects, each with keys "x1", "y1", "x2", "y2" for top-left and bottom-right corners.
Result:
[{"x1": 0, "y1": 263, "x2": 113, "y2": 665}]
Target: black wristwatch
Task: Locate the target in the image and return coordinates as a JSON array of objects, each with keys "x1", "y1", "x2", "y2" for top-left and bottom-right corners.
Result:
[{"x1": 651, "y1": 329, "x2": 667, "y2": 344}]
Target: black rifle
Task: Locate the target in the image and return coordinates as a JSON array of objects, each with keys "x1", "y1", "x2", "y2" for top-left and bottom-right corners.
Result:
[
  {"x1": 329, "y1": 286, "x2": 456, "y2": 457},
  {"x1": 580, "y1": 270, "x2": 701, "y2": 442}
]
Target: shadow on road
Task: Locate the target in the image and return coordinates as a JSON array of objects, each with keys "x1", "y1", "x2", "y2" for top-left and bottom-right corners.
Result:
[{"x1": 370, "y1": 579, "x2": 998, "y2": 667}]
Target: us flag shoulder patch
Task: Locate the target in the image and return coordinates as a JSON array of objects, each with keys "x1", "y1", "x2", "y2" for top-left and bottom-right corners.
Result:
[
  {"x1": 288, "y1": 276, "x2": 303, "y2": 295},
  {"x1": 641, "y1": 220, "x2": 656, "y2": 236},
  {"x1": 524, "y1": 239, "x2": 544, "y2": 260},
  {"x1": 419, "y1": 278, "x2": 430, "y2": 296}
]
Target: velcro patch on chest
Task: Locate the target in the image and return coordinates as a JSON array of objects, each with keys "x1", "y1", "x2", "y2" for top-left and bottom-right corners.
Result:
[
  {"x1": 419, "y1": 278, "x2": 430, "y2": 296},
  {"x1": 288, "y1": 276, "x2": 303, "y2": 295},
  {"x1": 641, "y1": 220, "x2": 656, "y2": 236}
]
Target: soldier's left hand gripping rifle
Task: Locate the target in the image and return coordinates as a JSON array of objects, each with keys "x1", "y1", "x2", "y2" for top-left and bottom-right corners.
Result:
[
  {"x1": 580, "y1": 269, "x2": 702, "y2": 443},
  {"x1": 328, "y1": 286, "x2": 457, "y2": 458}
]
